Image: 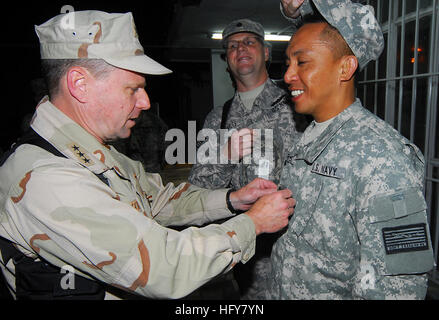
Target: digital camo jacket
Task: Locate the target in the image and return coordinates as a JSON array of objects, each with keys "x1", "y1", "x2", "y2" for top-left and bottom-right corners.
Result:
[
  {"x1": 267, "y1": 99, "x2": 435, "y2": 299},
  {"x1": 0, "y1": 98, "x2": 257, "y2": 299},
  {"x1": 188, "y1": 79, "x2": 304, "y2": 190},
  {"x1": 188, "y1": 79, "x2": 306, "y2": 299}
]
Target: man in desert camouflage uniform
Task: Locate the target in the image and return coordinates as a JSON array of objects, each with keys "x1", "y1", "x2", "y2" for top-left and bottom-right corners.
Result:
[
  {"x1": 188, "y1": 19, "x2": 304, "y2": 299},
  {"x1": 0, "y1": 10, "x2": 296, "y2": 300},
  {"x1": 267, "y1": 0, "x2": 435, "y2": 299}
]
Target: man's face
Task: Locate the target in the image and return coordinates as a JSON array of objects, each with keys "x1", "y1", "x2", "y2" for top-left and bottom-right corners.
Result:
[
  {"x1": 225, "y1": 32, "x2": 268, "y2": 80},
  {"x1": 284, "y1": 23, "x2": 343, "y2": 122},
  {"x1": 85, "y1": 68, "x2": 150, "y2": 143}
]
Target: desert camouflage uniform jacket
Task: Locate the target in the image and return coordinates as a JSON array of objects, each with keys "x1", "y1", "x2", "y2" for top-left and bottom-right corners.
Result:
[
  {"x1": 267, "y1": 99, "x2": 435, "y2": 299},
  {"x1": 0, "y1": 98, "x2": 257, "y2": 299},
  {"x1": 188, "y1": 79, "x2": 302, "y2": 190}
]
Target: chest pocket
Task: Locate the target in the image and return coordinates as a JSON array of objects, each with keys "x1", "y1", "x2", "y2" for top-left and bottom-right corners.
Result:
[
  {"x1": 235, "y1": 110, "x2": 285, "y2": 186},
  {"x1": 289, "y1": 159, "x2": 350, "y2": 233},
  {"x1": 105, "y1": 169, "x2": 152, "y2": 217},
  {"x1": 288, "y1": 165, "x2": 358, "y2": 262},
  {"x1": 289, "y1": 180, "x2": 324, "y2": 237}
]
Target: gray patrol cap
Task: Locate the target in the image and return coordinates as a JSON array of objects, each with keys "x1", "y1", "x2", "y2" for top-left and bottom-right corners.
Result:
[
  {"x1": 310, "y1": 0, "x2": 384, "y2": 70},
  {"x1": 35, "y1": 10, "x2": 172, "y2": 75},
  {"x1": 222, "y1": 19, "x2": 265, "y2": 46}
]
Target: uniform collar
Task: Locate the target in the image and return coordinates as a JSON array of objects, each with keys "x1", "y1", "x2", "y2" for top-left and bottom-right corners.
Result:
[
  {"x1": 31, "y1": 97, "x2": 131, "y2": 177},
  {"x1": 291, "y1": 99, "x2": 363, "y2": 163},
  {"x1": 260, "y1": 78, "x2": 289, "y2": 110},
  {"x1": 234, "y1": 78, "x2": 289, "y2": 111}
]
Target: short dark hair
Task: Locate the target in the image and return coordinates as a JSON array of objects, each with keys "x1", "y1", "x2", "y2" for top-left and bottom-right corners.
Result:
[
  {"x1": 300, "y1": 15, "x2": 358, "y2": 78},
  {"x1": 41, "y1": 59, "x2": 116, "y2": 98},
  {"x1": 300, "y1": 11, "x2": 354, "y2": 59},
  {"x1": 318, "y1": 23, "x2": 354, "y2": 59}
]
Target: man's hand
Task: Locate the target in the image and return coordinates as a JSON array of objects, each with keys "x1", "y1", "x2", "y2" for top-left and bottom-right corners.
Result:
[
  {"x1": 246, "y1": 189, "x2": 295, "y2": 235},
  {"x1": 229, "y1": 178, "x2": 278, "y2": 211},
  {"x1": 222, "y1": 128, "x2": 254, "y2": 162},
  {"x1": 281, "y1": 0, "x2": 305, "y2": 18}
]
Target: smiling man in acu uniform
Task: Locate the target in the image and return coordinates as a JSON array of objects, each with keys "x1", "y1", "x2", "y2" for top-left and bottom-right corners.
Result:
[{"x1": 267, "y1": 0, "x2": 435, "y2": 299}]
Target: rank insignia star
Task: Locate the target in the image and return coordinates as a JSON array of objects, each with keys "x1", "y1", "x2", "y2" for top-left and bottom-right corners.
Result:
[{"x1": 68, "y1": 143, "x2": 95, "y2": 166}]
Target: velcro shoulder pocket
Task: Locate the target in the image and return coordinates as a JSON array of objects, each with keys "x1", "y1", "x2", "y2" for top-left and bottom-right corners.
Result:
[{"x1": 369, "y1": 188, "x2": 426, "y2": 222}]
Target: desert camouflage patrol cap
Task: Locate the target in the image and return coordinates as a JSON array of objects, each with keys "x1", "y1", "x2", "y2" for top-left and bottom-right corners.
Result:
[
  {"x1": 35, "y1": 10, "x2": 172, "y2": 75},
  {"x1": 222, "y1": 19, "x2": 265, "y2": 46},
  {"x1": 310, "y1": 0, "x2": 384, "y2": 70}
]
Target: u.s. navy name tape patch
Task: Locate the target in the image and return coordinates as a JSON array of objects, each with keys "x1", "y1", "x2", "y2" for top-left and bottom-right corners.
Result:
[
  {"x1": 382, "y1": 223, "x2": 429, "y2": 255},
  {"x1": 311, "y1": 162, "x2": 345, "y2": 179}
]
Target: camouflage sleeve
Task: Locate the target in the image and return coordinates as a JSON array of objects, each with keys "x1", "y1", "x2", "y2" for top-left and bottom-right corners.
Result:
[
  {"x1": 352, "y1": 166, "x2": 434, "y2": 299},
  {"x1": 5, "y1": 158, "x2": 256, "y2": 299},
  {"x1": 188, "y1": 106, "x2": 237, "y2": 189},
  {"x1": 137, "y1": 171, "x2": 236, "y2": 226},
  {"x1": 188, "y1": 151, "x2": 236, "y2": 189}
]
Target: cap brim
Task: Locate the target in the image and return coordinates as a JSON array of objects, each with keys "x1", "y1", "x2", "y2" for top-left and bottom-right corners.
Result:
[{"x1": 104, "y1": 54, "x2": 172, "y2": 75}]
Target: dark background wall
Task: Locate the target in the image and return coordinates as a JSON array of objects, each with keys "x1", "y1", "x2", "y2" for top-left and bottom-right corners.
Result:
[{"x1": 0, "y1": 1, "x2": 287, "y2": 152}]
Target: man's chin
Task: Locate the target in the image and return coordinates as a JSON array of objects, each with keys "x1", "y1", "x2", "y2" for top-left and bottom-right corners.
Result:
[{"x1": 105, "y1": 131, "x2": 132, "y2": 144}]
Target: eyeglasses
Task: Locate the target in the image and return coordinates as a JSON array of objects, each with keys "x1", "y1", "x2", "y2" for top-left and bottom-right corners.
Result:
[{"x1": 224, "y1": 36, "x2": 262, "y2": 51}]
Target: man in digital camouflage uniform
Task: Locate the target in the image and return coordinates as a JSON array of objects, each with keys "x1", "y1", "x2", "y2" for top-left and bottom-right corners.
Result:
[
  {"x1": 267, "y1": 0, "x2": 435, "y2": 299},
  {"x1": 189, "y1": 18, "x2": 304, "y2": 190},
  {"x1": 188, "y1": 19, "x2": 305, "y2": 299},
  {"x1": 0, "y1": 10, "x2": 296, "y2": 300}
]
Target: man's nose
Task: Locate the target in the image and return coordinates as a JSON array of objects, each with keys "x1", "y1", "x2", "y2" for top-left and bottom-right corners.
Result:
[
  {"x1": 136, "y1": 88, "x2": 150, "y2": 110},
  {"x1": 284, "y1": 64, "x2": 298, "y2": 84},
  {"x1": 237, "y1": 41, "x2": 248, "y2": 51}
]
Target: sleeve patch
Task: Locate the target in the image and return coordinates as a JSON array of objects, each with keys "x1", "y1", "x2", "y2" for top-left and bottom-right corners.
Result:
[{"x1": 382, "y1": 223, "x2": 429, "y2": 255}]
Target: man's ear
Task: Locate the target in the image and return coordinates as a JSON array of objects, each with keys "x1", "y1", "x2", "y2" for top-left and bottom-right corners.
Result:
[
  {"x1": 264, "y1": 47, "x2": 269, "y2": 62},
  {"x1": 66, "y1": 66, "x2": 89, "y2": 103},
  {"x1": 340, "y1": 55, "x2": 358, "y2": 82}
]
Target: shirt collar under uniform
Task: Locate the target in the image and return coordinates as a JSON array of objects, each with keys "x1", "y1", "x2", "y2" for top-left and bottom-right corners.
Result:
[
  {"x1": 289, "y1": 99, "x2": 363, "y2": 164},
  {"x1": 233, "y1": 78, "x2": 289, "y2": 112}
]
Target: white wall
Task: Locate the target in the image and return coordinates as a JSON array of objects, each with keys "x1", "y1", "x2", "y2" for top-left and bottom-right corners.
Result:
[{"x1": 210, "y1": 49, "x2": 235, "y2": 108}]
